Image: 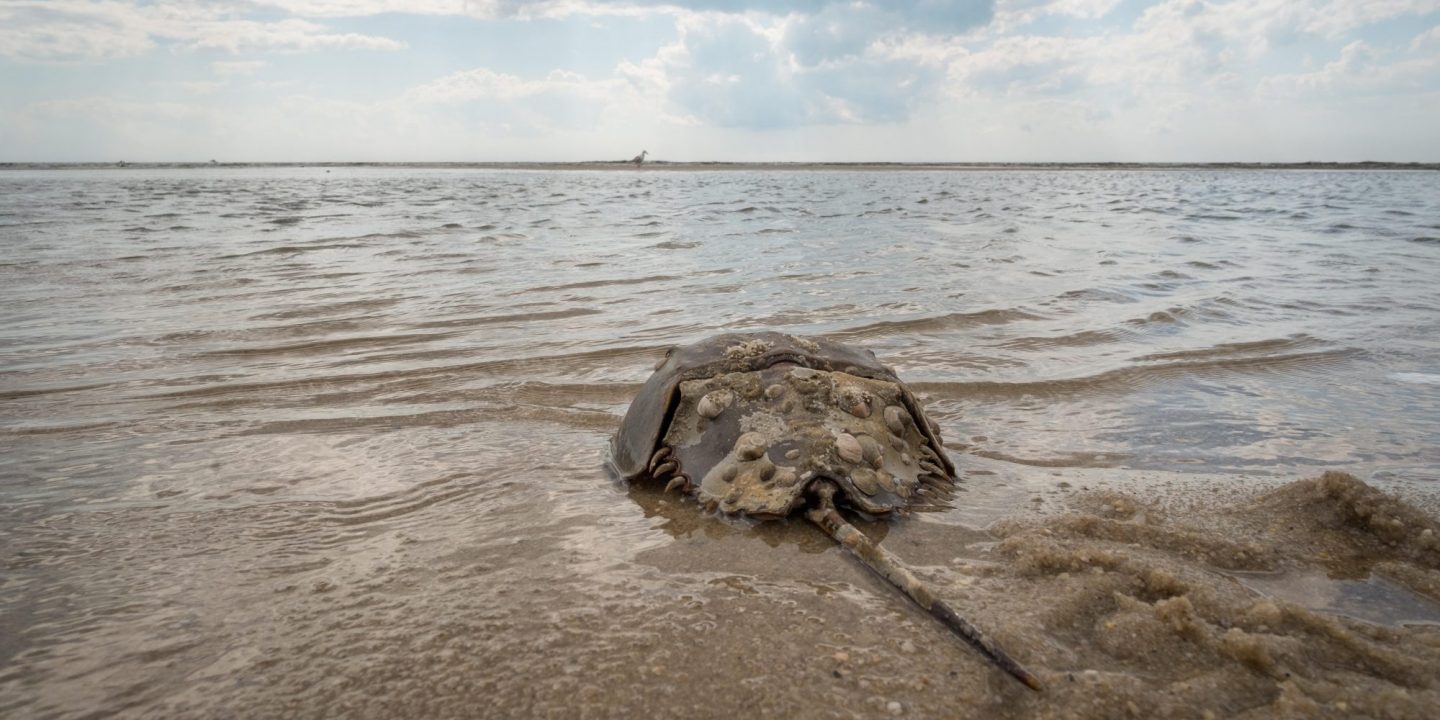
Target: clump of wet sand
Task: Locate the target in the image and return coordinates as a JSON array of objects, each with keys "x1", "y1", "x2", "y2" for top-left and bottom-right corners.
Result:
[{"x1": 985, "y1": 471, "x2": 1440, "y2": 719}]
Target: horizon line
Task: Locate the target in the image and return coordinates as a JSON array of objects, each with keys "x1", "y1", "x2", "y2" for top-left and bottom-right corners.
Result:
[{"x1": 4, "y1": 160, "x2": 1439, "y2": 171}]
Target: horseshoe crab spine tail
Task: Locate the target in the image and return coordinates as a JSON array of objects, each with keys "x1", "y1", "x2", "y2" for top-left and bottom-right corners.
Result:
[{"x1": 805, "y1": 484, "x2": 1043, "y2": 692}]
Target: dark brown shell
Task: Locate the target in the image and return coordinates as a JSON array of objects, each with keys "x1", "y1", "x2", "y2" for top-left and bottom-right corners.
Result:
[{"x1": 610, "y1": 333, "x2": 957, "y2": 517}]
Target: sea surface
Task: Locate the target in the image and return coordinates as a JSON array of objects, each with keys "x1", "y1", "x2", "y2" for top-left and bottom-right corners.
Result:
[{"x1": 3, "y1": 167, "x2": 1440, "y2": 718}]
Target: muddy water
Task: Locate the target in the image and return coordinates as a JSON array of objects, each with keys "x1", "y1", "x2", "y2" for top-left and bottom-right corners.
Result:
[{"x1": 3, "y1": 167, "x2": 1440, "y2": 718}]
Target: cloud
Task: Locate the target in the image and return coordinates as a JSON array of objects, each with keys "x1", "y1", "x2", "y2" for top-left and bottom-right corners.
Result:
[
  {"x1": 1301, "y1": 0, "x2": 1440, "y2": 39},
  {"x1": 394, "y1": 4, "x2": 976, "y2": 133},
  {"x1": 1127, "y1": 0, "x2": 1440, "y2": 50},
  {"x1": 401, "y1": 67, "x2": 637, "y2": 134},
  {"x1": 647, "y1": 16, "x2": 929, "y2": 128},
  {"x1": 4, "y1": 0, "x2": 1440, "y2": 160},
  {"x1": 662, "y1": 20, "x2": 811, "y2": 128},
  {"x1": 24, "y1": 95, "x2": 216, "y2": 124},
  {"x1": 249, "y1": 1, "x2": 487, "y2": 17},
  {"x1": 1260, "y1": 40, "x2": 1440, "y2": 96},
  {"x1": 911, "y1": 0, "x2": 1436, "y2": 105},
  {"x1": 184, "y1": 19, "x2": 405, "y2": 53},
  {"x1": 993, "y1": 0, "x2": 1125, "y2": 30},
  {"x1": 1411, "y1": 24, "x2": 1440, "y2": 50},
  {"x1": 0, "y1": 1, "x2": 156, "y2": 62},
  {"x1": 251, "y1": 0, "x2": 996, "y2": 27},
  {"x1": 211, "y1": 61, "x2": 267, "y2": 77},
  {"x1": 180, "y1": 80, "x2": 226, "y2": 95},
  {"x1": 0, "y1": 0, "x2": 405, "y2": 62},
  {"x1": 406, "y1": 67, "x2": 619, "y2": 103}
]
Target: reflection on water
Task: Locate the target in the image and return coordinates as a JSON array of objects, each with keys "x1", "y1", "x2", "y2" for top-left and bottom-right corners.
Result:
[
  {"x1": 1235, "y1": 570, "x2": 1440, "y2": 627},
  {"x1": 3, "y1": 168, "x2": 1440, "y2": 717}
]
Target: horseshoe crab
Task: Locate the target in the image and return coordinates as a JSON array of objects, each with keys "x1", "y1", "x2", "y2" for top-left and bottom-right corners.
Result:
[{"x1": 610, "y1": 332, "x2": 1041, "y2": 690}]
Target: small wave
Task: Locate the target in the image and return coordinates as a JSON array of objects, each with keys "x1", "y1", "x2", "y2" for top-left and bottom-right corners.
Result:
[
  {"x1": 318, "y1": 473, "x2": 479, "y2": 527},
  {"x1": 149, "y1": 344, "x2": 669, "y2": 404},
  {"x1": 1135, "y1": 335, "x2": 1327, "y2": 363},
  {"x1": 385, "y1": 380, "x2": 638, "y2": 409},
  {"x1": 994, "y1": 329, "x2": 1126, "y2": 352},
  {"x1": 1054, "y1": 288, "x2": 1136, "y2": 304},
  {"x1": 0, "y1": 382, "x2": 110, "y2": 401},
  {"x1": 250, "y1": 297, "x2": 407, "y2": 320},
  {"x1": 355, "y1": 230, "x2": 422, "y2": 241},
  {"x1": 1123, "y1": 298, "x2": 1241, "y2": 327},
  {"x1": 516, "y1": 275, "x2": 682, "y2": 294},
  {"x1": 1391, "y1": 372, "x2": 1440, "y2": 385},
  {"x1": 911, "y1": 348, "x2": 1357, "y2": 400},
  {"x1": 221, "y1": 243, "x2": 364, "y2": 258},
  {"x1": 156, "y1": 278, "x2": 259, "y2": 293},
  {"x1": 828, "y1": 309, "x2": 1045, "y2": 341},
  {"x1": 414, "y1": 308, "x2": 601, "y2": 329},
  {"x1": 234, "y1": 403, "x2": 618, "y2": 436},
  {"x1": 1, "y1": 421, "x2": 121, "y2": 436},
  {"x1": 969, "y1": 449, "x2": 1128, "y2": 468},
  {"x1": 198, "y1": 332, "x2": 450, "y2": 358}
]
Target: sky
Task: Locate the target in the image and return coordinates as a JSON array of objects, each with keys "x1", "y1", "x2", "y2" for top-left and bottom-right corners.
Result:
[{"x1": 1, "y1": 0, "x2": 1438, "y2": 162}]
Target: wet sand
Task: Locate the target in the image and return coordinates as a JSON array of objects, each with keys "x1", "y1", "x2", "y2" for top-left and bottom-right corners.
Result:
[{"x1": 7, "y1": 468, "x2": 1437, "y2": 718}]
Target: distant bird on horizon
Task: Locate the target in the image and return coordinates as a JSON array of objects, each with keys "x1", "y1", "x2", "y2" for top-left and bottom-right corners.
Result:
[{"x1": 630, "y1": 150, "x2": 648, "y2": 167}]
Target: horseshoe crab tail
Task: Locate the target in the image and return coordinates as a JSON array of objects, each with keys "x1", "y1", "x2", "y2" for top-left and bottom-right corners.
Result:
[{"x1": 804, "y1": 481, "x2": 1043, "y2": 692}]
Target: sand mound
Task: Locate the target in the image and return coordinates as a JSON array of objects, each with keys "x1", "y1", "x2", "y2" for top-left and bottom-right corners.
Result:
[{"x1": 986, "y1": 472, "x2": 1440, "y2": 719}]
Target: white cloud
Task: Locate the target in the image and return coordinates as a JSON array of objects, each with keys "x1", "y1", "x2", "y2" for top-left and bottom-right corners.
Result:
[
  {"x1": 1129, "y1": 0, "x2": 1440, "y2": 48},
  {"x1": 180, "y1": 80, "x2": 226, "y2": 95},
  {"x1": 182, "y1": 19, "x2": 405, "y2": 53},
  {"x1": 3, "y1": 0, "x2": 1439, "y2": 160},
  {"x1": 0, "y1": 1, "x2": 156, "y2": 62},
  {"x1": 1411, "y1": 24, "x2": 1440, "y2": 50},
  {"x1": 993, "y1": 0, "x2": 1124, "y2": 30},
  {"x1": 1303, "y1": 0, "x2": 1440, "y2": 39},
  {"x1": 0, "y1": 0, "x2": 405, "y2": 62},
  {"x1": 1260, "y1": 40, "x2": 1440, "y2": 96},
  {"x1": 249, "y1": 0, "x2": 494, "y2": 17},
  {"x1": 27, "y1": 95, "x2": 216, "y2": 122},
  {"x1": 211, "y1": 60, "x2": 267, "y2": 77},
  {"x1": 406, "y1": 67, "x2": 620, "y2": 103}
]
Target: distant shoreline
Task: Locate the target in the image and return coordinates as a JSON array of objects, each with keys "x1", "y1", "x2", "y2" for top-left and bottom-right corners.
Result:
[{"x1": 3, "y1": 161, "x2": 1438, "y2": 171}]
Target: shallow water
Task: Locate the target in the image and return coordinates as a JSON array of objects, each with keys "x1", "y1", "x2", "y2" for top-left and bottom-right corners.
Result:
[{"x1": 3, "y1": 168, "x2": 1440, "y2": 718}]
